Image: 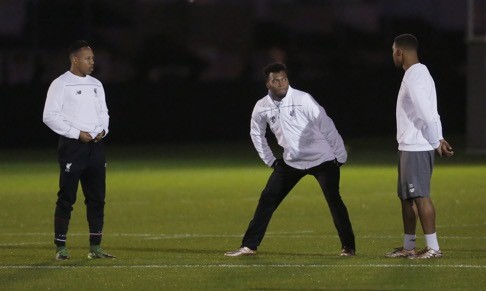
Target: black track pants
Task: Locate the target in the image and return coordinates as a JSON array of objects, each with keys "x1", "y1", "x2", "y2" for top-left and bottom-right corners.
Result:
[
  {"x1": 241, "y1": 160, "x2": 355, "y2": 251},
  {"x1": 54, "y1": 136, "x2": 106, "y2": 244}
]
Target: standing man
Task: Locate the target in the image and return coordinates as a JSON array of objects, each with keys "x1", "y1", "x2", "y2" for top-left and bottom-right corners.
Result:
[
  {"x1": 386, "y1": 34, "x2": 454, "y2": 259},
  {"x1": 43, "y1": 40, "x2": 115, "y2": 260},
  {"x1": 225, "y1": 63, "x2": 355, "y2": 257}
]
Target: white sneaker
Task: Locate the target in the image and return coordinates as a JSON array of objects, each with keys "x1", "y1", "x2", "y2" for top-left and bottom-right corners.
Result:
[
  {"x1": 340, "y1": 247, "x2": 356, "y2": 257},
  {"x1": 224, "y1": 247, "x2": 256, "y2": 257},
  {"x1": 409, "y1": 247, "x2": 442, "y2": 259}
]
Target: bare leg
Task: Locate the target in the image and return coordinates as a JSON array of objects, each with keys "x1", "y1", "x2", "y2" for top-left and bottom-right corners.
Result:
[
  {"x1": 401, "y1": 199, "x2": 417, "y2": 235},
  {"x1": 413, "y1": 197, "x2": 436, "y2": 234}
]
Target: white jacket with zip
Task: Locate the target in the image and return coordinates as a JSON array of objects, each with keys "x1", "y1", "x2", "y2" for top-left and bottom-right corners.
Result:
[{"x1": 250, "y1": 86, "x2": 347, "y2": 170}]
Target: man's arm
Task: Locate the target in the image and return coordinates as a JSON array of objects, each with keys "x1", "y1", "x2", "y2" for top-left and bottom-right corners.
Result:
[
  {"x1": 319, "y1": 111, "x2": 347, "y2": 164},
  {"x1": 306, "y1": 95, "x2": 347, "y2": 164},
  {"x1": 43, "y1": 80, "x2": 80, "y2": 139},
  {"x1": 250, "y1": 106, "x2": 276, "y2": 167},
  {"x1": 406, "y1": 74, "x2": 441, "y2": 149},
  {"x1": 98, "y1": 85, "x2": 109, "y2": 137}
]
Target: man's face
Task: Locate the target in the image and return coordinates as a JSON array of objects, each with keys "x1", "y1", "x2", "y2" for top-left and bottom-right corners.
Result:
[
  {"x1": 266, "y1": 71, "x2": 289, "y2": 98},
  {"x1": 392, "y1": 43, "x2": 403, "y2": 68},
  {"x1": 73, "y1": 47, "x2": 95, "y2": 76}
]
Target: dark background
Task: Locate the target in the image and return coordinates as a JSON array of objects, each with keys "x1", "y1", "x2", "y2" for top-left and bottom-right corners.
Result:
[{"x1": 0, "y1": 0, "x2": 481, "y2": 149}]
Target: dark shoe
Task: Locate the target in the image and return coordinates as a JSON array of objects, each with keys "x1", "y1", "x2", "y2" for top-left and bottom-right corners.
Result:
[
  {"x1": 55, "y1": 248, "x2": 70, "y2": 260},
  {"x1": 87, "y1": 246, "x2": 116, "y2": 259},
  {"x1": 385, "y1": 247, "x2": 416, "y2": 258}
]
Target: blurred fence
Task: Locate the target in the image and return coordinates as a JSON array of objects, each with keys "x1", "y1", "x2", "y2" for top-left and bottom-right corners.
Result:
[{"x1": 0, "y1": 66, "x2": 465, "y2": 149}]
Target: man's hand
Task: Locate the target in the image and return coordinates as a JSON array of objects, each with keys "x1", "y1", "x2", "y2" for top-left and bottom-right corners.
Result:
[
  {"x1": 94, "y1": 130, "x2": 105, "y2": 143},
  {"x1": 436, "y1": 139, "x2": 454, "y2": 157},
  {"x1": 271, "y1": 158, "x2": 282, "y2": 168},
  {"x1": 334, "y1": 159, "x2": 344, "y2": 167},
  {"x1": 79, "y1": 131, "x2": 93, "y2": 143}
]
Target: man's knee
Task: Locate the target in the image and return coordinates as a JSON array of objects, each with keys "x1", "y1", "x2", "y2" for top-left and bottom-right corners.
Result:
[
  {"x1": 85, "y1": 200, "x2": 105, "y2": 212},
  {"x1": 55, "y1": 200, "x2": 74, "y2": 219},
  {"x1": 413, "y1": 197, "x2": 433, "y2": 207}
]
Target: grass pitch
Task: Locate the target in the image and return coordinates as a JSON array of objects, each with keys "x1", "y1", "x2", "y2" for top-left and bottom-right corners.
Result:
[{"x1": 0, "y1": 140, "x2": 485, "y2": 290}]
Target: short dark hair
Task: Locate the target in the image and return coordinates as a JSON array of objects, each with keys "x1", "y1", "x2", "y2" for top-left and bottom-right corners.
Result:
[
  {"x1": 263, "y1": 62, "x2": 287, "y2": 80},
  {"x1": 394, "y1": 34, "x2": 418, "y2": 51},
  {"x1": 67, "y1": 40, "x2": 91, "y2": 57}
]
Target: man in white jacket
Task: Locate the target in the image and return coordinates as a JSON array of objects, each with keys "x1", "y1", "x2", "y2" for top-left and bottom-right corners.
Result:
[
  {"x1": 386, "y1": 34, "x2": 454, "y2": 259},
  {"x1": 43, "y1": 40, "x2": 115, "y2": 260},
  {"x1": 225, "y1": 63, "x2": 355, "y2": 257}
]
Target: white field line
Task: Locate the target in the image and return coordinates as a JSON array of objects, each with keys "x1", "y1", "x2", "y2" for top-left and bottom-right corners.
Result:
[
  {"x1": 0, "y1": 264, "x2": 484, "y2": 270},
  {"x1": 0, "y1": 242, "x2": 46, "y2": 247},
  {"x1": 436, "y1": 222, "x2": 486, "y2": 228}
]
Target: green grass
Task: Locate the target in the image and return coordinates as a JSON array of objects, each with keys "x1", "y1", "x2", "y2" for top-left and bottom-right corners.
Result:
[{"x1": 0, "y1": 141, "x2": 485, "y2": 290}]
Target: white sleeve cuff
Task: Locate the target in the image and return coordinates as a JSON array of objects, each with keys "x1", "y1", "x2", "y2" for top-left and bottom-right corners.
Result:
[
  {"x1": 431, "y1": 141, "x2": 440, "y2": 149},
  {"x1": 67, "y1": 127, "x2": 80, "y2": 140}
]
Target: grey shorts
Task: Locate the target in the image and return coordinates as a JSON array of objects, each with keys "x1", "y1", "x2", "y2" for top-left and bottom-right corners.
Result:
[{"x1": 397, "y1": 150, "x2": 435, "y2": 199}]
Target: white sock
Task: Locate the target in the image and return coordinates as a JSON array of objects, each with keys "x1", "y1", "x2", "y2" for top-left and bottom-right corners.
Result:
[
  {"x1": 403, "y1": 234, "x2": 416, "y2": 250},
  {"x1": 425, "y1": 233, "x2": 440, "y2": 251}
]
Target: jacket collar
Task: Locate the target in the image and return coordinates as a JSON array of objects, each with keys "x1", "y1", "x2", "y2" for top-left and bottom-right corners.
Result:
[{"x1": 267, "y1": 86, "x2": 293, "y2": 104}]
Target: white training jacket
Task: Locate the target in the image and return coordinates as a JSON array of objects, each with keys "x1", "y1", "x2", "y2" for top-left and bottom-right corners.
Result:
[
  {"x1": 396, "y1": 63, "x2": 443, "y2": 151},
  {"x1": 250, "y1": 86, "x2": 347, "y2": 170},
  {"x1": 43, "y1": 71, "x2": 109, "y2": 140}
]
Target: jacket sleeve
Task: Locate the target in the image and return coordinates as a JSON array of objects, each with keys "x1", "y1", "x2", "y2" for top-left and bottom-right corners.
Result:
[
  {"x1": 98, "y1": 84, "x2": 110, "y2": 137},
  {"x1": 42, "y1": 79, "x2": 80, "y2": 139},
  {"x1": 250, "y1": 104, "x2": 276, "y2": 167},
  {"x1": 406, "y1": 73, "x2": 442, "y2": 148},
  {"x1": 306, "y1": 95, "x2": 347, "y2": 164}
]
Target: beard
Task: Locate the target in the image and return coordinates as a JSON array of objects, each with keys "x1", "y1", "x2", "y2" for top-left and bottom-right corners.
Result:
[
  {"x1": 272, "y1": 87, "x2": 288, "y2": 99},
  {"x1": 393, "y1": 58, "x2": 403, "y2": 68}
]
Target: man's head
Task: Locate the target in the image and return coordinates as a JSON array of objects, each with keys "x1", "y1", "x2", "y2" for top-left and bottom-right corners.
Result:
[
  {"x1": 68, "y1": 40, "x2": 94, "y2": 76},
  {"x1": 264, "y1": 62, "x2": 289, "y2": 100},
  {"x1": 392, "y1": 34, "x2": 418, "y2": 69}
]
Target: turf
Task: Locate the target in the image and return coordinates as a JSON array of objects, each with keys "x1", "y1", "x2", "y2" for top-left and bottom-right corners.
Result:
[{"x1": 0, "y1": 141, "x2": 485, "y2": 290}]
